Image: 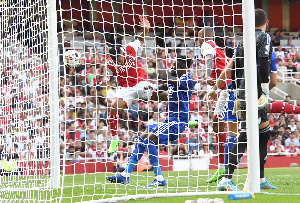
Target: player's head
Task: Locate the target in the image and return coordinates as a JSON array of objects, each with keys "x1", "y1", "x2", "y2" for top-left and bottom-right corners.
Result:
[
  {"x1": 109, "y1": 46, "x2": 125, "y2": 65},
  {"x1": 198, "y1": 27, "x2": 214, "y2": 46},
  {"x1": 171, "y1": 56, "x2": 192, "y2": 77},
  {"x1": 255, "y1": 8, "x2": 268, "y2": 31}
]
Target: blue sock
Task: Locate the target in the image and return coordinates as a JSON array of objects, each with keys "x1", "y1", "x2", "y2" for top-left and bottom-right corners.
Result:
[
  {"x1": 224, "y1": 135, "x2": 237, "y2": 169},
  {"x1": 121, "y1": 137, "x2": 145, "y2": 177},
  {"x1": 144, "y1": 138, "x2": 164, "y2": 181}
]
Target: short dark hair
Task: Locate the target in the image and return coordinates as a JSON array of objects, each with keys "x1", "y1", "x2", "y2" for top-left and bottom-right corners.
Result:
[
  {"x1": 109, "y1": 46, "x2": 122, "y2": 62},
  {"x1": 255, "y1": 8, "x2": 267, "y2": 27},
  {"x1": 177, "y1": 56, "x2": 192, "y2": 69}
]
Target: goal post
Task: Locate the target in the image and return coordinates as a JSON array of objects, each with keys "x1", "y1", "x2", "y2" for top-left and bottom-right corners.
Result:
[
  {"x1": 47, "y1": 0, "x2": 60, "y2": 189},
  {"x1": 242, "y1": 0, "x2": 260, "y2": 193}
]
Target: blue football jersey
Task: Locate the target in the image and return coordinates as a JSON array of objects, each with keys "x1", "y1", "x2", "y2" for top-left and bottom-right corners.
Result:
[
  {"x1": 166, "y1": 74, "x2": 194, "y2": 123},
  {"x1": 270, "y1": 51, "x2": 277, "y2": 73}
]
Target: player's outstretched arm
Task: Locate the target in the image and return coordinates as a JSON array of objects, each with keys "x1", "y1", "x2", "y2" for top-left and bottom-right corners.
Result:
[
  {"x1": 204, "y1": 58, "x2": 233, "y2": 101},
  {"x1": 138, "y1": 15, "x2": 150, "y2": 46}
]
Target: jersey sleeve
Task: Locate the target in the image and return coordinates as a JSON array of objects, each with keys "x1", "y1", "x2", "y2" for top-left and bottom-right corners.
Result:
[
  {"x1": 270, "y1": 52, "x2": 277, "y2": 73},
  {"x1": 125, "y1": 40, "x2": 141, "y2": 57},
  {"x1": 200, "y1": 42, "x2": 216, "y2": 57},
  {"x1": 106, "y1": 58, "x2": 116, "y2": 73}
]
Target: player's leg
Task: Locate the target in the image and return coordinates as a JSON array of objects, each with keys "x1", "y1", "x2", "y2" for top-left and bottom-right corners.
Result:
[
  {"x1": 143, "y1": 133, "x2": 166, "y2": 187},
  {"x1": 224, "y1": 121, "x2": 237, "y2": 169},
  {"x1": 208, "y1": 117, "x2": 226, "y2": 183},
  {"x1": 108, "y1": 98, "x2": 127, "y2": 153},
  {"x1": 106, "y1": 135, "x2": 146, "y2": 184},
  {"x1": 268, "y1": 102, "x2": 300, "y2": 114},
  {"x1": 208, "y1": 90, "x2": 228, "y2": 183},
  {"x1": 258, "y1": 109, "x2": 277, "y2": 189}
]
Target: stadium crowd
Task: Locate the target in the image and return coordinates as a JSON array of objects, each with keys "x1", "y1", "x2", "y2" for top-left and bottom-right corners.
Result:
[{"x1": 0, "y1": 25, "x2": 300, "y2": 173}]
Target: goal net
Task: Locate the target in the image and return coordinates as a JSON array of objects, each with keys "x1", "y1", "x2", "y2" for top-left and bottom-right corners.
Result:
[{"x1": 0, "y1": 0, "x2": 259, "y2": 202}]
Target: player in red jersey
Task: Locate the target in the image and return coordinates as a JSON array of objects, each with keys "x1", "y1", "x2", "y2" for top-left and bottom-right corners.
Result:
[
  {"x1": 198, "y1": 27, "x2": 235, "y2": 183},
  {"x1": 107, "y1": 16, "x2": 157, "y2": 153}
]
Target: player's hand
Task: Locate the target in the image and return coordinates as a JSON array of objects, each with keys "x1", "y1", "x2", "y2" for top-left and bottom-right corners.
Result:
[
  {"x1": 204, "y1": 90, "x2": 217, "y2": 102},
  {"x1": 139, "y1": 15, "x2": 150, "y2": 30},
  {"x1": 258, "y1": 94, "x2": 268, "y2": 110},
  {"x1": 206, "y1": 79, "x2": 216, "y2": 86}
]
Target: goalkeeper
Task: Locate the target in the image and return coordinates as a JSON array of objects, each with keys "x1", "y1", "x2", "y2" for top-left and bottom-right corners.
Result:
[
  {"x1": 216, "y1": 8, "x2": 277, "y2": 191},
  {"x1": 106, "y1": 51, "x2": 194, "y2": 187}
]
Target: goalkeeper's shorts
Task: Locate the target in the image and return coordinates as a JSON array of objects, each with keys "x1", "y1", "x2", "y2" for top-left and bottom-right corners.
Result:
[{"x1": 149, "y1": 117, "x2": 186, "y2": 145}]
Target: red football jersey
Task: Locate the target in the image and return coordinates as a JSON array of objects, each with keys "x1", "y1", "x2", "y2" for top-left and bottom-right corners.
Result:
[
  {"x1": 107, "y1": 40, "x2": 147, "y2": 87},
  {"x1": 289, "y1": 51, "x2": 296, "y2": 60},
  {"x1": 201, "y1": 41, "x2": 230, "y2": 89}
]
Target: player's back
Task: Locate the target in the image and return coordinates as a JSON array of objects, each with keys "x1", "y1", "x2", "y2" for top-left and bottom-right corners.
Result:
[
  {"x1": 166, "y1": 74, "x2": 194, "y2": 124},
  {"x1": 107, "y1": 40, "x2": 147, "y2": 87},
  {"x1": 232, "y1": 30, "x2": 272, "y2": 90}
]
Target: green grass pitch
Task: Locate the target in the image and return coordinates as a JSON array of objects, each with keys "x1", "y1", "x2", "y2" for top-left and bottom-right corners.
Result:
[{"x1": 2, "y1": 167, "x2": 300, "y2": 202}]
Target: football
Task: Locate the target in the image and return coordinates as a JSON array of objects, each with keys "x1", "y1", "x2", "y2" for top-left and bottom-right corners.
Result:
[{"x1": 64, "y1": 50, "x2": 82, "y2": 68}]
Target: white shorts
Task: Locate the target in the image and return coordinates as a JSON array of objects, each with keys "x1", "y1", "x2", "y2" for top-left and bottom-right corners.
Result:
[
  {"x1": 213, "y1": 90, "x2": 228, "y2": 116},
  {"x1": 115, "y1": 81, "x2": 157, "y2": 104}
]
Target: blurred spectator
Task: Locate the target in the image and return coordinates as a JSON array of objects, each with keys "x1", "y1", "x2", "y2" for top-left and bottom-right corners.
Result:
[
  {"x1": 283, "y1": 50, "x2": 290, "y2": 66},
  {"x1": 271, "y1": 30, "x2": 280, "y2": 46},
  {"x1": 276, "y1": 45, "x2": 284, "y2": 59},
  {"x1": 282, "y1": 127, "x2": 291, "y2": 143},
  {"x1": 114, "y1": 151, "x2": 128, "y2": 172},
  {"x1": 225, "y1": 32, "x2": 235, "y2": 58},
  {"x1": 285, "y1": 132, "x2": 299, "y2": 146},
  {"x1": 276, "y1": 59, "x2": 287, "y2": 80},
  {"x1": 198, "y1": 143, "x2": 214, "y2": 158},
  {"x1": 158, "y1": 145, "x2": 168, "y2": 158},
  {"x1": 185, "y1": 133, "x2": 200, "y2": 155},
  {"x1": 279, "y1": 114, "x2": 287, "y2": 128},
  {"x1": 289, "y1": 46, "x2": 297, "y2": 59},
  {"x1": 270, "y1": 138, "x2": 285, "y2": 153},
  {"x1": 285, "y1": 39, "x2": 294, "y2": 47},
  {"x1": 286, "y1": 96, "x2": 292, "y2": 104},
  {"x1": 277, "y1": 134, "x2": 285, "y2": 146},
  {"x1": 270, "y1": 126, "x2": 279, "y2": 143},
  {"x1": 65, "y1": 145, "x2": 75, "y2": 162},
  {"x1": 288, "y1": 118, "x2": 297, "y2": 132},
  {"x1": 284, "y1": 141, "x2": 299, "y2": 157},
  {"x1": 176, "y1": 130, "x2": 189, "y2": 155},
  {"x1": 286, "y1": 59, "x2": 297, "y2": 77},
  {"x1": 209, "y1": 135, "x2": 217, "y2": 154}
]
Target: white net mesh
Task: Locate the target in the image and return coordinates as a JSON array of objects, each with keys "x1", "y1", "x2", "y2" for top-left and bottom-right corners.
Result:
[{"x1": 0, "y1": 0, "x2": 250, "y2": 202}]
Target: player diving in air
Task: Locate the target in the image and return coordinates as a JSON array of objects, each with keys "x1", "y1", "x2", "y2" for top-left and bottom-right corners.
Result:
[
  {"x1": 106, "y1": 50, "x2": 194, "y2": 187},
  {"x1": 106, "y1": 16, "x2": 157, "y2": 153},
  {"x1": 198, "y1": 27, "x2": 234, "y2": 183}
]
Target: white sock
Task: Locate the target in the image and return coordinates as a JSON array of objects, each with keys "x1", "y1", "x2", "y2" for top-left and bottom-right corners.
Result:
[
  {"x1": 156, "y1": 175, "x2": 164, "y2": 181},
  {"x1": 111, "y1": 136, "x2": 118, "y2": 141},
  {"x1": 121, "y1": 172, "x2": 130, "y2": 178},
  {"x1": 220, "y1": 177, "x2": 231, "y2": 184},
  {"x1": 218, "y1": 163, "x2": 225, "y2": 170},
  {"x1": 260, "y1": 177, "x2": 265, "y2": 184}
]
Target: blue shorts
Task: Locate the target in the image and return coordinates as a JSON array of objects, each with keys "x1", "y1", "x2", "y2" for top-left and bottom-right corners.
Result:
[
  {"x1": 148, "y1": 117, "x2": 186, "y2": 145},
  {"x1": 220, "y1": 83, "x2": 237, "y2": 122}
]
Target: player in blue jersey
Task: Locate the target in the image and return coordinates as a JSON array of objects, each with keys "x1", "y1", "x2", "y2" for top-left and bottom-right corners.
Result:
[{"x1": 106, "y1": 50, "x2": 194, "y2": 187}]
